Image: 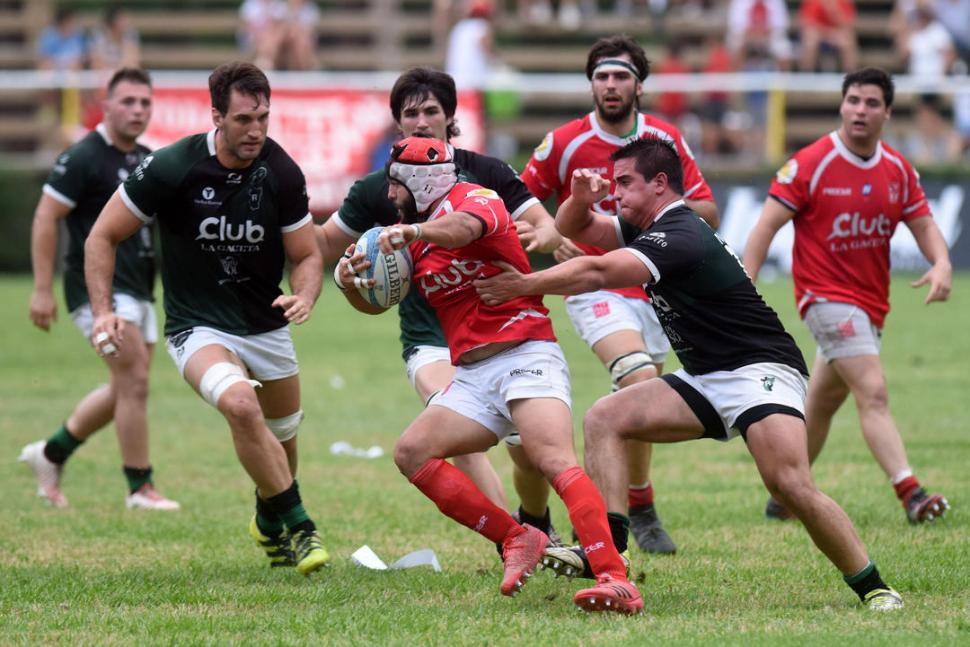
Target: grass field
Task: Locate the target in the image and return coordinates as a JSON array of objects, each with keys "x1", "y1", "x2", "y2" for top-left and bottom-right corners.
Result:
[{"x1": 1, "y1": 273, "x2": 967, "y2": 646}]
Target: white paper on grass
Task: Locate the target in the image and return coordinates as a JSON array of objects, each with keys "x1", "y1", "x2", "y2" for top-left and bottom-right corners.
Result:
[
  {"x1": 351, "y1": 545, "x2": 388, "y2": 570},
  {"x1": 330, "y1": 441, "x2": 384, "y2": 459},
  {"x1": 351, "y1": 545, "x2": 441, "y2": 573}
]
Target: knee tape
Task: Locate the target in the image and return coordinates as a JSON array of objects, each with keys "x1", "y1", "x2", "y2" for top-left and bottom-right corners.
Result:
[
  {"x1": 609, "y1": 351, "x2": 655, "y2": 389},
  {"x1": 266, "y1": 409, "x2": 304, "y2": 442},
  {"x1": 199, "y1": 362, "x2": 261, "y2": 408}
]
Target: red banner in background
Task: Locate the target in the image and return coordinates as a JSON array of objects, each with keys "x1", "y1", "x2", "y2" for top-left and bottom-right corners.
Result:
[{"x1": 141, "y1": 88, "x2": 485, "y2": 216}]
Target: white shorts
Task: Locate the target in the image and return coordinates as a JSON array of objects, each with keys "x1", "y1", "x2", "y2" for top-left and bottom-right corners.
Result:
[
  {"x1": 662, "y1": 362, "x2": 807, "y2": 441},
  {"x1": 404, "y1": 345, "x2": 452, "y2": 387},
  {"x1": 803, "y1": 302, "x2": 881, "y2": 361},
  {"x1": 165, "y1": 325, "x2": 298, "y2": 381},
  {"x1": 71, "y1": 294, "x2": 158, "y2": 344},
  {"x1": 434, "y1": 340, "x2": 571, "y2": 441},
  {"x1": 565, "y1": 291, "x2": 670, "y2": 364}
]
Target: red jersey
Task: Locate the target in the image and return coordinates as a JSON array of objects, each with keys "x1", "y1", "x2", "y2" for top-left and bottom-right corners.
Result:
[
  {"x1": 523, "y1": 111, "x2": 714, "y2": 300},
  {"x1": 411, "y1": 182, "x2": 556, "y2": 364},
  {"x1": 769, "y1": 131, "x2": 931, "y2": 328}
]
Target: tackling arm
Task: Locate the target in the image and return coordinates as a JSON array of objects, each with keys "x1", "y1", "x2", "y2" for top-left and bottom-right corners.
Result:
[
  {"x1": 29, "y1": 193, "x2": 72, "y2": 331},
  {"x1": 742, "y1": 197, "x2": 795, "y2": 282},
  {"x1": 475, "y1": 250, "x2": 652, "y2": 305},
  {"x1": 315, "y1": 216, "x2": 357, "y2": 265},
  {"x1": 515, "y1": 202, "x2": 563, "y2": 253},
  {"x1": 906, "y1": 215, "x2": 952, "y2": 304}
]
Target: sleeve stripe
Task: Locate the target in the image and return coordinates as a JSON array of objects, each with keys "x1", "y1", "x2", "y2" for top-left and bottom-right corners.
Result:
[
  {"x1": 768, "y1": 194, "x2": 798, "y2": 213},
  {"x1": 612, "y1": 216, "x2": 625, "y2": 247},
  {"x1": 118, "y1": 185, "x2": 153, "y2": 223},
  {"x1": 510, "y1": 197, "x2": 540, "y2": 221},
  {"x1": 330, "y1": 212, "x2": 363, "y2": 237},
  {"x1": 622, "y1": 247, "x2": 660, "y2": 284},
  {"x1": 902, "y1": 200, "x2": 926, "y2": 215},
  {"x1": 683, "y1": 182, "x2": 702, "y2": 199},
  {"x1": 281, "y1": 213, "x2": 312, "y2": 233},
  {"x1": 470, "y1": 214, "x2": 489, "y2": 239},
  {"x1": 42, "y1": 184, "x2": 77, "y2": 209}
]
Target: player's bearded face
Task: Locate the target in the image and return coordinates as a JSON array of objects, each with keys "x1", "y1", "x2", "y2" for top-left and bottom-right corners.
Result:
[
  {"x1": 104, "y1": 80, "x2": 152, "y2": 143},
  {"x1": 388, "y1": 180, "x2": 420, "y2": 222},
  {"x1": 592, "y1": 70, "x2": 639, "y2": 124},
  {"x1": 216, "y1": 89, "x2": 270, "y2": 164}
]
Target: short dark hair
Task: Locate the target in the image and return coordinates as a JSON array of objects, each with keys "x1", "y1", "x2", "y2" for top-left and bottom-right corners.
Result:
[
  {"x1": 389, "y1": 67, "x2": 460, "y2": 140},
  {"x1": 104, "y1": 3, "x2": 124, "y2": 27},
  {"x1": 585, "y1": 35, "x2": 650, "y2": 82},
  {"x1": 842, "y1": 67, "x2": 894, "y2": 108},
  {"x1": 106, "y1": 67, "x2": 152, "y2": 96},
  {"x1": 209, "y1": 62, "x2": 271, "y2": 115},
  {"x1": 610, "y1": 138, "x2": 684, "y2": 195}
]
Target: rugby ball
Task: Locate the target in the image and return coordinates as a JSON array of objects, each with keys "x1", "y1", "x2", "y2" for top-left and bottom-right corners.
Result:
[{"x1": 353, "y1": 226, "x2": 413, "y2": 308}]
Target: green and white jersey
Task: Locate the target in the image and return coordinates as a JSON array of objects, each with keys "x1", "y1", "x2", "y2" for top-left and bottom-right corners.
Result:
[
  {"x1": 120, "y1": 130, "x2": 311, "y2": 336},
  {"x1": 43, "y1": 123, "x2": 154, "y2": 312},
  {"x1": 332, "y1": 148, "x2": 540, "y2": 358}
]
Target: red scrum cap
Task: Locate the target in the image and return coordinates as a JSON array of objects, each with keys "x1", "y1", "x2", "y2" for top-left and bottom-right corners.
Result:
[{"x1": 387, "y1": 136, "x2": 458, "y2": 214}]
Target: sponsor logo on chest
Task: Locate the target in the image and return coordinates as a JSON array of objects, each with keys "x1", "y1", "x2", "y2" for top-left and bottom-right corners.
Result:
[
  {"x1": 419, "y1": 258, "x2": 486, "y2": 296},
  {"x1": 826, "y1": 211, "x2": 892, "y2": 252}
]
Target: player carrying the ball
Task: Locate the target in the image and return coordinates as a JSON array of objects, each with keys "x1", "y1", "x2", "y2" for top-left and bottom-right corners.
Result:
[{"x1": 337, "y1": 136, "x2": 642, "y2": 614}]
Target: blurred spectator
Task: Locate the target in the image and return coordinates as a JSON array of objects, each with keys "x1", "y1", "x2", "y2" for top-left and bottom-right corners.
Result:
[
  {"x1": 900, "y1": 3, "x2": 961, "y2": 164},
  {"x1": 902, "y1": 94, "x2": 963, "y2": 164},
  {"x1": 278, "y1": 0, "x2": 319, "y2": 70},
  {"x1": 727, "y1": 0, "x2": 792, "y2": 69},
  {"x1": 519, "y1": 0, "x2": 585, "y2": 30},
  {"x1": 37, "y1": 7, "x2": 87, "y2": 72},
  {"x1": 698, "y1": 34, "x2": 740, "y2": 157},
  {"x1": 798, "y1": 0, "x2": 858, "y2": 72},
  {"x1": 447, "y1": 0, "x2": 495, "y2": 90},
  {"x1": 238, "y1": 0, "x2": 286, "y2": 69},
  {"x1": 653, "y1": 41, "x2": 690, "y2": 125},
  {"x1": 89, "y1": 4, "x2": 141, "y2": 71},
  {"x1": 902, "y1": 3, "x2": 956, "y2": 79},
  {"x1": 934, "y1": 0, "x2": 970, "y2": 65}
]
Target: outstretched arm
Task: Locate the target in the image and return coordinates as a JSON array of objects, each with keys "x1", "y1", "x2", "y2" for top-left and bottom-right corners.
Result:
[
  {"x1": 474, "y1": 250, "x2": 652, "y2": 305},
  {"x1": 515, "y1": 202, "x2": 563, "y2": 253},
  {"x1": 742, "y1": 197, "x2": 795, "y2": 282},
  {"x1": 906, "y1": 215, "x2": 952, "y2": 304}
]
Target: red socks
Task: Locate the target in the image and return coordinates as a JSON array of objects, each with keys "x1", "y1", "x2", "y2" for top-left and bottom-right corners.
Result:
[
  {"x1": 893, "y1": 475, "x2": 920, "y2": 502},
  {"x1": 552, "y1": 465, "x2": 627, "y2": 579},
  {"x1": 628, "y1": 482, "x2": 654, "y2": 508},
  {"x1": 410, "y1": 458, "x2": 520, "y2": 544}
]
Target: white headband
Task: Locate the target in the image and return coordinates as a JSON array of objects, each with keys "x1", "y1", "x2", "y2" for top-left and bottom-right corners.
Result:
[
  {"x1": 592, "y1": 58, "x2": 642, "y2": 79},
  {"x1": 388, "y1": 161, "x2": 458, "y2": 213}
]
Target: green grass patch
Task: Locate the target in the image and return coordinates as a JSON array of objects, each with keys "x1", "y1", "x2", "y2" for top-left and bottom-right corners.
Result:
[{"x1": 1, "y1": 274, "x2": 968, "y2": 645}]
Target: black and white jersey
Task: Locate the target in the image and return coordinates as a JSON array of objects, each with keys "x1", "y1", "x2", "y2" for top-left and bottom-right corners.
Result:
[{"x1": 621, "y1": 201, "x2": 808, "y2": 376}]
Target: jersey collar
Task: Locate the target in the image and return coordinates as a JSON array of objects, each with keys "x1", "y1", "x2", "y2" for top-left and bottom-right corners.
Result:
[
  {"x1": 589, "y1": 111, "x2": 643, "y2": 146},
  {"x1": 829, "y1": 131, "x2": 883, "y2": 169},
  {"x1": 206, "y1": 129, "x2": 218, "y2": 156},
  {"x1": 654, "y1": 198, "x2": 685, "y2": 224},
  {"x1": 95, "y1": 122, "x2": 113, "y2": 147}
]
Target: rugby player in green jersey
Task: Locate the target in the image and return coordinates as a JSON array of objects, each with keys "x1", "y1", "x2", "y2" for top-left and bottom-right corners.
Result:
[
  {"x1": 85, "y1": 63, "x2": 328, "y2": 575},
  {"x1": 21, "y1": 68, "x2": 179, "y2": 511}
]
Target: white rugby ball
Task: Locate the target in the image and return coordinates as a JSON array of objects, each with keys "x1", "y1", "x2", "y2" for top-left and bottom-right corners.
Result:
[{"x1": 354, "y1": 226, "x2": 413, "y2": 308}]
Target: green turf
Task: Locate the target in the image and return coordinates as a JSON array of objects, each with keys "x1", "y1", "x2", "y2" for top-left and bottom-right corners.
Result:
[{"x1": 1, "y1": 273, "x2": 967, "y2": 646}]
